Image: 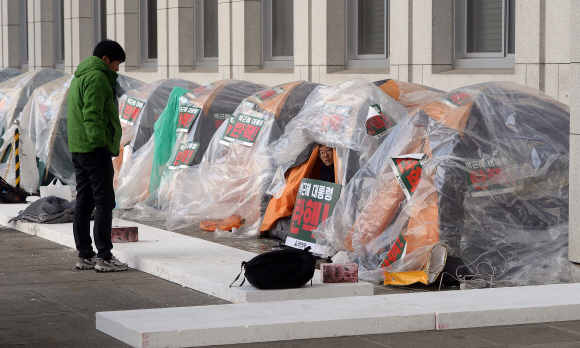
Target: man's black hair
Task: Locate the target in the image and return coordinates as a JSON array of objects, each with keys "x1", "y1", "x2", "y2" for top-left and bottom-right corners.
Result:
[{"x1": 93, "y1": 39, "x2": 126, "y2": 63}]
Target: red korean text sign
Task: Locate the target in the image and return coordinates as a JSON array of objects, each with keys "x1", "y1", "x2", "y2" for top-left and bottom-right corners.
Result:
[
  {"x1": 321, "y1": 104, "x2": 351, "y2": 134},
  {"x1": 168, "y1": 142, "x2": 200, "y2": 170},
  {"x1": 388, "y1": 154, "x2": 426, "y2": 200},
  {"x1": 120, "y1": 97, "x2": 145, "y2": 125},
  {"x1": 286, "y1": 178, "x2": 342, "y2": 255},
  {"x1": 219, "y1": 113, "x2": 265, "y2": 147},
  {"x1": 176, "y1": 103, "x2": 202, "y2": 133}
]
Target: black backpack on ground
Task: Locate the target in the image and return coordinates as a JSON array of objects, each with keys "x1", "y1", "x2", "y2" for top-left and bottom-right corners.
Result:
[{"x1": 230, "y1": 247, "x2": 316, "y2": 290}]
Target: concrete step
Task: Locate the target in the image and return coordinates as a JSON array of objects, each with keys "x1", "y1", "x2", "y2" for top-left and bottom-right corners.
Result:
[
  {"x1": 0, "y1": 201, "x2": 373, "y2": 303},
  {"x1": 96, "y1": 283, "x2": 580, "y2": 347}
]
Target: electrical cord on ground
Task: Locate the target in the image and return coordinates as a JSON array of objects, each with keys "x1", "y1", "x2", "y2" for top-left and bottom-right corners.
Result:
[{"x1": 438, "y1": 250, "x2": 519, "y2": 291}]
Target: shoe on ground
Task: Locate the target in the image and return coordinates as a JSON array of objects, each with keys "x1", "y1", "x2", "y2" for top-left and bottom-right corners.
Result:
[
  {"x1": 76, "y1": 256, "x2": 97, "y2": 270},
  {"x1": 95, "y1": 256, "x2": 128, "y2": 272}
]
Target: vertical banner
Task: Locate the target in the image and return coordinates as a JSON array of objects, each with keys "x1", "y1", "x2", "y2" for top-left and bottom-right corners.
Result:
[
  {"x1": 389, "y1": 154, "x2": 426, "y2": 200},
  {"x1": 286, "y1": 178, "x2": 342, "y2": 255},
  {"x1": 120, "y1": 97, "x2": 145, "y2": 125},
  {"x1": 168, "y1": 142, "x2": 200, "y2": 170}
]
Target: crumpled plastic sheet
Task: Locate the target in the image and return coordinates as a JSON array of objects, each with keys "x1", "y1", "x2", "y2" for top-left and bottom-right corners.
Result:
[
  {"x1": 117, "y1": 78, "x2": 200, "y2": 152},
  {"x1": 165, "y1": 81, "x2": 320, "y2": 235},
  {"x1": 0, "y1": 124, "x2": 39, "y2": 194},
  {"x1": 19, "y1": 74, "x2": 74, "y2": 185},
  {"x1": 267, "y1": 78, "x2": 408, "y2": 198},
  {"x1": 116, "y1": 136, "x2": 155, "y2": 209},
  {"x1": 0, "y1": 68, "x2": 66, "y2": 138},
  {"x1": 314, "y1": 81, "x2": 578, "y2": 286},
  {"x1": 373, "y1": 79, "x2": 445, "y2": 111},
  {"x1": 136, "y1": 80, "x2": 266, "y2": 214},
  {"x1": 0, "y1": 68, "x2": 24, "y2": 84},
  {"x1": 19, "y1": 74, "x2": 145, "y2": 187}
]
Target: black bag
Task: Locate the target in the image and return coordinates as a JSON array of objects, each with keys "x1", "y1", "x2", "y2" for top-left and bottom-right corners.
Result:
[
  {"x1": 0, "y1": 176, "x2": 27, "y2": 204},
  {"x1": 230, "y1": 247, "x2": 316, "y2": 290}
]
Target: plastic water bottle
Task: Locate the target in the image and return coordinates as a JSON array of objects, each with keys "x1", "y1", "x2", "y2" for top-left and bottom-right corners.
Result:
[{"x1": 113, "y1": 203, "x2": 119, "y2": 228}]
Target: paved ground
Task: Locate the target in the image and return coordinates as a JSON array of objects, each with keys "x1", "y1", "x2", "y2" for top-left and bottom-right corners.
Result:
[{"x1": 3, "y1": 226, "x2": 580, "y2": 348}]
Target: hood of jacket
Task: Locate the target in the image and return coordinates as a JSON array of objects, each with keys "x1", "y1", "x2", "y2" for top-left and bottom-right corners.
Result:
[{"x1": 74, "y1": 56, "x2": 118, "y2": 87}]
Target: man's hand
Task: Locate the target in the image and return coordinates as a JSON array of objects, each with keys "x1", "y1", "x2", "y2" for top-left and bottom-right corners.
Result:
[{"x1": 95, "y1": 147, "x2": 112, "y2": 161}]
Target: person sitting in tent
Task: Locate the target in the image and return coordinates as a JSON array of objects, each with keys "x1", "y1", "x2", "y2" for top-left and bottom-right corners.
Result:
[{"x1": 319, "y1": 144, "x2": 335, "y2": 183}]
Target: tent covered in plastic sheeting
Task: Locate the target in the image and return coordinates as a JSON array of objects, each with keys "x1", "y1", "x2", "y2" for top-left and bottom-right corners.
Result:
[
  {"x1": 19, "y1": 74, "x2": 145, "y2": 187},
  {"x1": 314, "y1": 81, "x2": 576, "y2": 287},
  {"x1": 374, "y1": 79, "x2": 445, "y2": 111},
  {"x1": 0, "y1": 68, "x2": 66, "y2": 141},
  {"x1": 164, "y1": 81, "x2": 320, "y2": 235},
  {"x1": 0, "y1": 68, "x2": 24, "y2": 84},
  {"x1": 261, "y1": 79, "x2": 408, "y2": 240},
  {"x1": 128, "y1": 80, "x2": 266, "y2": 212},
  {"x1": 117, "y1": 78, "x2": 200, "y2": 152}
]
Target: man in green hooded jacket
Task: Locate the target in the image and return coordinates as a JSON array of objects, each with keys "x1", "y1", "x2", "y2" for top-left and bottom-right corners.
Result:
[{"x1": 67, "y1": 40, "x2": 128, "y2": 272}]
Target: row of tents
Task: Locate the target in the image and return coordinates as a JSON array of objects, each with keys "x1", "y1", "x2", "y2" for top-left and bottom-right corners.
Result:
[{"x1": 0, "y1": 66, "x2": 575, "y2": 287}]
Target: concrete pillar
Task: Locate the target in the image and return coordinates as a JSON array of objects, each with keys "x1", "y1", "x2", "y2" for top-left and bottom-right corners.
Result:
[
  {"x1": 310, "y1": 0, "x2": 345, "y2": 82},
  {"x1": 514, "y1": 0, "x2": 543, "y2": 90},
  {"x1": 217, "y1": 0, "x2": 232, "y2": 79},
  {"x1": 63, "y1": 0, "x2": 94, "y2": 73},
  {"x1": 389, "y1": 0, "x2": 412, "y2": 82},
  {"x1": 568, "y1": 0, "x2": 580, "y2": 263},
  {"x1": 293, "y1": 0, "x2": 311, "y2": 81},
  {"x1": 27, "y1": 0, "x2": 55, "y2": 70},
  {"x1": 0, "y1": 0, "x2": 23, "y2": 69},
  {"x1": 231, "y1": 0, "x2": 261, "y2": 78},
  {"x1": 106, "y1": 0, "x2": 139, "y2": 72},
  {"x1": 165, "y1": 0, "x2": 194, "y2": 77}
]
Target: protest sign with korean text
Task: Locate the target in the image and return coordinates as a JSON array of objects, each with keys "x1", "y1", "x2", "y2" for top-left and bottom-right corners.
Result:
[
  {"x1": 389, "y1": 154, "x2": 426, "y2": 200},
  {"x1": 366, "y1": 104, "x2": 396, "y2": 138},
  {"x1": 176, "y1": 97, "x2": 202, "y2": 133},
  {"x1": 321, "y1": 103, "x2": 351, "y2": 134},
  {"x1": 120, "y1": 96, "x2": 145, "y2": 125},
  {"x1": 286, "y1": 178, "x2": 342, "y2": 254},
  {"x1": 464, "y1": 157, "x2": 522, "y2": 197},
  {"x1": 168, "y1": 142, "x2": 200, "y2": 169},
  {"x1": 219, "y1": 113, "x2": 265, "y2": 147},
  {"x1": 380, "y1": 233, "x2": 408, "y2": 268},
  {"x1": 254, "y1": 86, "x2": 285, "y2": 102},
  {"x1": 218, "y1": 114, "x2": 238, "y2": 146}
]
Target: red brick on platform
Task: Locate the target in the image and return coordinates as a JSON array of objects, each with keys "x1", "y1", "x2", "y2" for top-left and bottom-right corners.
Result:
[{"x1": 111, "y1": 226, "x2": 138, "y2": 243}]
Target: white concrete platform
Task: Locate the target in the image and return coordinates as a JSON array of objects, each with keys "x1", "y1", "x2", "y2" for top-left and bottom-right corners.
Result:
[
  {"x1": 96, "y1": 283, "x2": 580, "y2": 348},
  {"x1": 0, "y1": 201, "x2": 373, "y2": 303}
]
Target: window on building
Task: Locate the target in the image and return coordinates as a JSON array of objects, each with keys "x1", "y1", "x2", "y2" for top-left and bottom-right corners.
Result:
[
  {"x1": 454, "y1": 0, "x2": 515, "y2": 69},
  {"x1": 262, "y1": 0, "x2": 294, "y2": 69},
  {"x1": 53, "y1": 0, "x2": 65, "y2": 69},
  {"x1": 93, "y1": 0, "x2": 107, "y2": 46},
  {"x1": 139, "y1": 0, "x2": 158, "y2": 68},
  {"x1": 194, "y1": 0, "x2": 218, "y2": 69},
  {"x1": 19, "y1": 0, "x2": 28, "y2": 69},
  {"x1": 346, "y1": 0, "x2": 389, "y2": 70}
]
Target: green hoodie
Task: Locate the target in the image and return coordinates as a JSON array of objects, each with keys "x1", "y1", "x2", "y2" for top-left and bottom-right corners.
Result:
[{"x1": 67, "y1": 56, "x2": 121, "y2": 156}]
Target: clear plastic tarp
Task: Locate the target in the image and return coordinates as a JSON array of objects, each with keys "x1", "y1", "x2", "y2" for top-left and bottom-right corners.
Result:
[
  {"x1": 0, "y1": 68, "x2": 24, "y2": 84},
  {"x1": 19, "y1": 74, "x2": 145, "y2": 187},
  {"x1": 0, "y1": 68, "x2": 67, "y2": 139},
  {"x1": 117, "y1": 78, "x2": 201, "y2": 152},
  {"x1": 261, "y1": 79, "x2": 409, "y2": 239},
  {"x1": 374, "y1": 79, "x2": 445, "y2": 111},
  {"x1": 165, "y1": 81, "x2": 320, "y2": 234},
  {"x1": 131, "y1": 80, "x2": 266, "y2": 212},
  {"x1": 314, "y1": 82, "x2": 577, "y2": 286}
]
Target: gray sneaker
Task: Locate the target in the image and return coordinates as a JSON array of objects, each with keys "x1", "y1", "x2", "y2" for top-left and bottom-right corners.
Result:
[
  {"x1": 76, "y1": 256, "x2": 97, "y2": 270},
  {"x1": 95, "y1": 256, "x2": 128, "y2": 272}
]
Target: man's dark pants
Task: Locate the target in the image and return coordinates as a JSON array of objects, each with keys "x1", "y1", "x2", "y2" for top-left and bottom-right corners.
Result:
[{"x1": 71, "y1": 152, "x2": 115, "y2": 260}]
